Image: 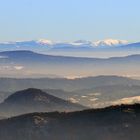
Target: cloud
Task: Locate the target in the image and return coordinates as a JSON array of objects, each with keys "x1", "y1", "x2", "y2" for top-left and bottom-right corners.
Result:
[
  {"x1": 91, "y1": 96, "x2": 140, "y2": 108},
  {"x1": 89, "y1": 98, "x2": 99, "y2": 102},
  {"x1": 68, "y1": 98, "x2": 79, "y2": 103},
  {"x1": 14, "y1": 66, "x2": 24, "y2": 70},
  {"x1": 0, "y1": 66, "x2": 10, "y2": 70},
  {"x1": 0, "y1": 65, "x2": 24, "y2": 71},
  {"x1": 112, "y1": 96, "x2": 140, "y2": 105},
  {"x1": 0, "y1": 56, "x2": 8, "y2": 59}
]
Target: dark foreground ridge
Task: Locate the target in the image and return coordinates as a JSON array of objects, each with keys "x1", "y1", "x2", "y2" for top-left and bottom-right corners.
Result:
[{"x1": 0, "y1": 104, "x2": 140, "y2": 140}]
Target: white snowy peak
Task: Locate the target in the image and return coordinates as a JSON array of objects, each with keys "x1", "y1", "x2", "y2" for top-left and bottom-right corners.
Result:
[
  {"x1": 37, "y1": 39, "x2": 54, "y2": 45},
  {"x1": 92, "y1": 39, "x2": 128, "y2": 47}
]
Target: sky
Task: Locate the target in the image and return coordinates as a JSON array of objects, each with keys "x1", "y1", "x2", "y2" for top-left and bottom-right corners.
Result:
[{"x1": 0, "y1": 0, "x2": 140, "y2": 42}]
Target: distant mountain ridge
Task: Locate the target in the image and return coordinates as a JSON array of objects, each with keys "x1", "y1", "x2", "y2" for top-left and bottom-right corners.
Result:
[
  {"x1": 0, "y1": 75, "x2": 139, "y2": 92},
  {"x1": 0, "y1": 50, "x2": 140, "y2": 77}
]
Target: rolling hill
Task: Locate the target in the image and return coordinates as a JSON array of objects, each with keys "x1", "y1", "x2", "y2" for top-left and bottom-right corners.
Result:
[{"x1": 0, "y1": 88, "x2": 86, "y2": 117}]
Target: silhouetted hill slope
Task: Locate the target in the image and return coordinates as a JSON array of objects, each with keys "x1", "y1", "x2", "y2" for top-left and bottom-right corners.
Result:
[
  {"x1": 0, "y1": 104, "x2": 140, "y2": 140},
  {"x1": 0, "y1": 88, "x2": 85, "y2": 117}
]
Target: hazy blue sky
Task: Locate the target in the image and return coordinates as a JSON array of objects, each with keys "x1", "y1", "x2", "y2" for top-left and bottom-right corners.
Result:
[{"x1": 0, "y1": 0, "x2": 140, "y2": 42}]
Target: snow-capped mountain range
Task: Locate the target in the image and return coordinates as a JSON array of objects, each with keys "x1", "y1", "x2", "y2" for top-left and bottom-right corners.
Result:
[
  {"x1": 0, "y1": 39, "x2": 128, "y2": 48},
  {"x1": 37, "y1": 39, "x2": 129, "y2": 47}
]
